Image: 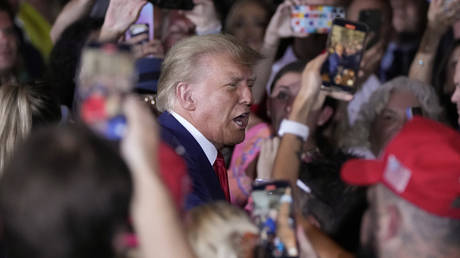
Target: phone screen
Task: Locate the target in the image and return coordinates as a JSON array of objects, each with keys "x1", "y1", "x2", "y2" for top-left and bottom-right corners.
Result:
[
  {"x1": 250, "y1": 181, "x2": 298, "y2": 258},
  {"x1": 291, "y1": 5, "x2": 345, "y2": 34},
  {"x1": 126, "y1": 3, "x2": 154, "y2": 42},
  {"x1": 320, "y1": 18, "x2": 368, "y2": 93},
  {"x1": 77, "y1": 42, "x2": 135, "y2": 140}
]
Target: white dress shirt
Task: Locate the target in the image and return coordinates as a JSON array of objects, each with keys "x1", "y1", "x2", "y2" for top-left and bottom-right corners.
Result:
[{"x1": 170, "y1": 111, "x2": 217, "y2": 165}]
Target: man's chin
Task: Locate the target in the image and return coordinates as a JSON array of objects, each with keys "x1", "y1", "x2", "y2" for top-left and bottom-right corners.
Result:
[{"x1": 224, "y1": 132, "x2": 246, "y2": 146}]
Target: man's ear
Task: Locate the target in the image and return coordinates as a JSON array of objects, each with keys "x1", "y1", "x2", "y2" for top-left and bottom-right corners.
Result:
[
  {"x1": 382, "y1": 204, "x2": 401, "y2": 242},
  {"x1": 176, "y1": 82, "x2": 195, "y2": 111},
  {"x1": 316, "y1": 106, "x2": 334, "y2": 126}
]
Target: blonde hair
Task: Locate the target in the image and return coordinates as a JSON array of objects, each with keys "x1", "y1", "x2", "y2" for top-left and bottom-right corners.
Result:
[
  {"x1": 156, "y1": 33, "x2": 262, "y2": 112},
  {"x1": 0, "y1": 83, "x2": 60, "y2": 171},
  {"x1": 186, "y1": 201, "x2": 258, "y2": 258}
]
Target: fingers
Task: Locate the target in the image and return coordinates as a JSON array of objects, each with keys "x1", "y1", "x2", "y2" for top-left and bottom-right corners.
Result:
[
  {"x1": 326, "y1": 90, "x2": 353, "y2": 102},
  {"x1": 142, "y1": 41, "x2": 165, "y2": 58},
  {"x1": 132, "y1": 40, "x2": 165, "y2": 59},
  {"x1": 260, "y1": 137, "x2": 280, "y2": 158},
  {"x1": 126, "y1": 33, "x2": 149, "y2": 45},
  {"x1": 304, "y1": 52, "x2": 328, "y2": 75}
]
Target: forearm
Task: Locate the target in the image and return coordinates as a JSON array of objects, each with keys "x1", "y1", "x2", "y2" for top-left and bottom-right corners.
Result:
[
  {"x1": 131, "y1": 164, "x2": 195, "y2": 258},
  {"x1": 272, "y1": 134, "x2": 303, "y2": 187},
  {"x1": 272, "y1": 92, "x2": 315, "y2": 186},
  {"x1": 299, "y1": 217, "x2": 354, "y2": 258},
  {"x1": 409, "y1": 26, "x2": 444, "y2": 83},
  {"x1": 50, "y1": 0, "x2": 94, "y2": 43},
  {"x1": 252, "y1": 33, "x2": 281, "y2": 103}
]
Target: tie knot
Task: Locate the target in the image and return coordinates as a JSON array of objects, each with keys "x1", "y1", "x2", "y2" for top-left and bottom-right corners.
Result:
[{"x1": 213, "y1": 151, "x2": 226, "y2": 170}]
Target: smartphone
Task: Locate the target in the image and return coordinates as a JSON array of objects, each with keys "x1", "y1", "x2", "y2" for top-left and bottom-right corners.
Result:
[
  {"x1": 126, "y1": 3, "x2": 154, "y2": 42},
  {"x1": 77, "y1": 42, "x2": 136, "y2": 140},
  {"x1": 291, "y1": 5, "x2": 345, "y2": 34},
  {"x1": 250, "y1": 180, "x2": 298, "y2": 258},
  {"x1": 320, "y1": 18, "x2": 368, "y2": 94},
  {"x1": 150, "y1": 0, "x2": 194, "y2": 10},
  {"x1": 358, "y1": 9, "x2": 381, "y2": 49}
]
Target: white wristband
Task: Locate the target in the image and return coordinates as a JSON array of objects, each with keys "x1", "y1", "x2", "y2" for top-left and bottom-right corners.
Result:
[{"x1": 278, "y1": 119, "x2": 309, "y2": 141}]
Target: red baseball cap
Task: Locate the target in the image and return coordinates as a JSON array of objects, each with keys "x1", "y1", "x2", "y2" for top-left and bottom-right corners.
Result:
[{"x1": 341, "y1": 117, "x2": 460, "y2": 219}]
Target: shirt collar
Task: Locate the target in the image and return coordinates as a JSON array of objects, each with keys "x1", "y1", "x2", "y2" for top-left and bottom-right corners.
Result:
[{"x1": 170, "y1": 111, "x2": 217, "y2": 165}]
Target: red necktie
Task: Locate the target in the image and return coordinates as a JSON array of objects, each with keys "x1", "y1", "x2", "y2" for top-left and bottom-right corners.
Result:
[{"x1": 213, "y1": 152, "x2": 231, "y2": 202}]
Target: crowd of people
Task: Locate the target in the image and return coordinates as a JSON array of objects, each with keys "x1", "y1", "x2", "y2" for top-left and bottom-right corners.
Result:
[{"x1": 0, "y1": 0, "x2": 460, "y2": 257}]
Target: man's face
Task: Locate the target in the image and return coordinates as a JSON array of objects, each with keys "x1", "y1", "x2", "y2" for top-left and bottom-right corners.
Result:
[
  {"x1": 267, "y1": 72, "x2": 302, "y2": 132},
  {"x1": 0, "y1": 11, "x2": 18, "y2": 75},
  {"x1": 451, "y1": 60, "x2": 460, "y2": 126},
  {"x1": 358, "y1": 186, "x2": 381, "y2": 258},
  {"x1": 189, "y1": 53, "x2": 254, "y2": 148},
  {"x1": 369, "y1": 89, "x2": 421, "y2": 157}
]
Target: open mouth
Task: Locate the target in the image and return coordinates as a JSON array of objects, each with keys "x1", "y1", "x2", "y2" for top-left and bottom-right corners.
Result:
[{"x1": 233, "y1": 112, "x2": 249, "y2": 129}]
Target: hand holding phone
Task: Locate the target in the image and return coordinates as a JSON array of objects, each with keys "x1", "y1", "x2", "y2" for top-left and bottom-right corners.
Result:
[
  {"x1": 251, "y1": 180, "x2": 299, "y2": 258},
  {"x1": 126, "y1": 3, "x2": 154, "y2": 43}
]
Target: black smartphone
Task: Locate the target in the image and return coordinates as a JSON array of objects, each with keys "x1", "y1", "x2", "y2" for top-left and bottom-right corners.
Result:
[
  {"x1": 250, "y1": 180, "x2": 298, "y2": 258},
  {"x1": 77, "y1": 42, "x2": 136, "y2": 140},
  {"x1": 320, "y1": 18, "x2": 368, "y2": 94},
  {"x1": 358, "y1": 9, "x2": 381, "y2": 49},
  {"x1": 150, "y1": 0, "x2": 194, "y2": 10}
]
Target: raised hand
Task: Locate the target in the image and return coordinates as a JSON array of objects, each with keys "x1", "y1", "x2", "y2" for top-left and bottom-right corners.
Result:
[
  {"x1": 126, "y1": 34, "x2": 165, "y2": 59},
  {"x1": 427, "y1": 0, "x2": 460, "y2": 33},
  {"x1": 256, "y1": 137, "x2": 281, "y2": 180},
  {"x1": 99, "y1": 0, "x2": 147, "y2": 41},
  {"x1": 183, "y1": 0, "x2": 221, "y2": 34}
]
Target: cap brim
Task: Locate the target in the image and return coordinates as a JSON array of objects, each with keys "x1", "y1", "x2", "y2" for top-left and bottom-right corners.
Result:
[{"x1": 341, "y1": 158, "x2": 385, "y2": 186}]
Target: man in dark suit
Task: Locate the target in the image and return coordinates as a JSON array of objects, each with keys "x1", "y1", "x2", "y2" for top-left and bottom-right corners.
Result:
[{"x1": 156, "y1": 34, "x2": 261, "y2": 209}]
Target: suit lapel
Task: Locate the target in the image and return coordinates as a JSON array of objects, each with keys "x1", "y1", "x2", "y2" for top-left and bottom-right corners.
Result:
[{"x1": 158, "y1": 112, "x2": 226, "y2": 200}]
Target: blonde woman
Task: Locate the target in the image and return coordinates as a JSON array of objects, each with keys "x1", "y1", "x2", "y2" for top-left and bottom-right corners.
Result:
[{"x1": 0, "y1": 82, "x2": 60, "y2": 170}]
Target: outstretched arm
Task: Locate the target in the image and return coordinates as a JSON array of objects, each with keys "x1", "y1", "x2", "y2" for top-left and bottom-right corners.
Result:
[
  {"x1": 121, "y1": 97, "x2": 195, "y2": 258},
  {"x1": 50, "y1": 0, "x2": 96, "y2": 43}
]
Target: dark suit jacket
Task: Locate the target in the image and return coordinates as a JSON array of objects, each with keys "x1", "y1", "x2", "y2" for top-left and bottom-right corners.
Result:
[{"x1": 158, "y1": 112, "x2": 226, "y2": 210}]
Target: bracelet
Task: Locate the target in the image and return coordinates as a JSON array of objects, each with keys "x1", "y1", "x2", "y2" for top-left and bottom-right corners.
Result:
[{"x1": 278, "y1": 119, "x2": 309, "y2": 141}]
